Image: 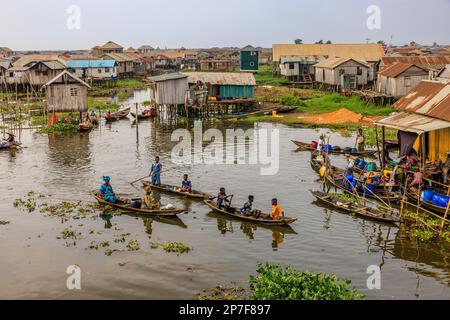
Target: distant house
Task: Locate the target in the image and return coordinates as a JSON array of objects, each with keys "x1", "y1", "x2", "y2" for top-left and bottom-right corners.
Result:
[
  {"x1": 67, "y1": 60, "x2": 118, "y2": 80},
  {"x1": 6, "y1": 60, "x2": 66, "y2": 87},
  {"x1": 42, "y1": 70, "x2": 91, "y2": 114},
  {"x1": 92, "y1": 41, "x2": 124, "y2": 56},
  {"x1": 0, "y1": 47, "x2": 13, "y2": 57},
  {"x1": 380, "y1": 56, "x2": 450, "y2": 79},
  {"x1": 183, "y1": 72, "x2": 256, "y2": 99},
  {"x1": 314, "y1": 57, "x2": 370, "y2": 90},
  {"x1": 196, "y1": 57, "x2": 233, "y2": 72},
  {"x1": 182, "y1": 50, "x2": 198, "y2": 69},
  {"x1": 153, "y1": 53, "x2": 184, "y2": 69},
  {"x1": 101, "y1": 53, "x2": 134, "y2": 77},
  {"x1": 148, "y1": 73, "x2": 189, "y2": 105},
  {"x1": 138, "y1": 45, "x2": 154, "y2": 55},
  {"x1": 279, "y1": 55, "x2": 327, "y2": 83},
  {"x1": 377, "y1": 62, "x2": 429, "y2": 97},
  {"x1": 240, "y1": 45, "x2": 259, "y2": 72},
  {"x1": 0, "y1": 60, "x2": 12, "y2": 82},
  {"x1": 273, "y1": 43, "x2": 384, "y2": 82}
]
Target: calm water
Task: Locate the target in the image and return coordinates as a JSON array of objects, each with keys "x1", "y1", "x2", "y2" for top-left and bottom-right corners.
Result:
[{"x1": 0, "y1": 91, "x2": 449, "y2": 300}]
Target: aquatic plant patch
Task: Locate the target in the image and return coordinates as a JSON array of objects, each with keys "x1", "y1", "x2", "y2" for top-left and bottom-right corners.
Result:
[
  {"x1": 0, "y1": 220, "x2": 10, "y2": 225},
  {"x1": 151, "y1": 242, "x2": 191, "y2": 254}
]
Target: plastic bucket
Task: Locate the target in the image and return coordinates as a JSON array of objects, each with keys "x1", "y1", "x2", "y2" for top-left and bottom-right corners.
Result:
[
  {"x1": 357, "y1": 160, "x2": 367, "y2": 169},
  {"x1": 366, "y1": 162, "x2": 377, "y2": 172}
]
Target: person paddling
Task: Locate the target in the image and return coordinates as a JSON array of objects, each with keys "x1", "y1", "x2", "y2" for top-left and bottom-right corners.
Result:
[{"x1": 149, "y1": 156, "x2": 162, "y2": 186}]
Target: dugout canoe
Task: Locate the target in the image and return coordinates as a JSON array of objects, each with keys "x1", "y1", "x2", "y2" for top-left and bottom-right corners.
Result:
[
  {"x1": 292, "y1": 140, "x2": 377, "y2": 157},
  {"x1": 130, "y1": 111, "x2": 157, "y2": 119},
  {"x1": 105, "y1": 107, "x2": 130, "y2": 121},
  {"x1": 405, "y1": 186, "x2": 450, "y2": 216},
  {"x1": 204, "y1": 200, "x2": 297, "y2": 226},
  {"x1": 94, "y1": 194, "x2": 185, "y2": 216},
  {"x1": 310, "y1": 190, "x2": 400, "y2": 223},
  {"x1": 142, "y1": 181, "x2": 214, "y2": 200}
]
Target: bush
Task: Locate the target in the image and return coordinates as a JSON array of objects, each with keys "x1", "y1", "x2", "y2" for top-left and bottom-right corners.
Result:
[
  {"x1": 249, "y1": 264, "x2": 364, "y2": 300},
  {"x1": 38, "y1": 123, "x2": 77, "y2": 134}
]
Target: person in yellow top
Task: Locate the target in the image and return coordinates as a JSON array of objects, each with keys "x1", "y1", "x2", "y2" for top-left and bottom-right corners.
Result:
[
  {"x1": 142, "y1": 186, "x2": 161, "y2": 210},
  {"x1": 270, "y1": 198, "x2": 284, "y2": 220}
]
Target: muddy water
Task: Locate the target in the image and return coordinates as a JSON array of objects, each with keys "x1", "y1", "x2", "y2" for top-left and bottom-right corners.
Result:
[{"x1": 0, "y1": 91, "x2": 449, "y2": 299}]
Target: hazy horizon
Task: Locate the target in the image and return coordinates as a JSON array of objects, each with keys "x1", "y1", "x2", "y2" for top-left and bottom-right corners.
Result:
[{"x1": 1, "y1": 0, "x2": 449, "y2": 51}]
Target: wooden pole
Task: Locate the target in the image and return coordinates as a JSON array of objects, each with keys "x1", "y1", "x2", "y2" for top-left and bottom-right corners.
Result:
[{"x1": 381, "y1": 126, "x2": 386, "y2": 170}]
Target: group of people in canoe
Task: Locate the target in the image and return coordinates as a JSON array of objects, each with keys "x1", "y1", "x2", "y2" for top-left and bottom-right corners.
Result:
[
  {"x1": 0, "y1": 132, "x2": 17, "y2": 148},
  {"x1": 98, "y1": 156, "x2": 286, "y2": 221}
]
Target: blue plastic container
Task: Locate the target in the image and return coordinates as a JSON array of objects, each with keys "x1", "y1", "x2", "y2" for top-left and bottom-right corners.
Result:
[
  {"x1": 351, "y1": 148, "x2": 358, "y2": 153},
  {"x1": 357, "y1": 160, "x2": 367, "y2": 169},
  {"x1": 421, "y1": 190, "x2": 436, "y2": 202},
  {"x1": 325, "y1": 144, "x2": 332, "y2": 151},
  {"x1": 432, "y1": 194, "x2": 450, "y2": 208},
  {"x1": 364, "y1": 184, "x2": 375, "y2": 195}
]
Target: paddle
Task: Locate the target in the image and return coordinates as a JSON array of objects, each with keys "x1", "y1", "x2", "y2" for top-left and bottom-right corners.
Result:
[{"x1": 130, "y1": 174, "x2": 150, "y2": 185}]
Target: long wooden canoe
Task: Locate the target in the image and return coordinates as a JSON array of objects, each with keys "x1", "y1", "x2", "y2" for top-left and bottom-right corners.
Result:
[
  {"x1": 142, "y1": 181, "x2": 214, "y2": 200},
  {"x1": 105, "y1": 107, "x2": 130, "y2": 121},
  {"x1": 310, "y1": 190, "x2": 400, "y2": 223},
  {"x1": 94, "y1": 194, "x2": 185, "y2": 216},
  {"x1": 204, "y1": 200, "x2": 297, "y2": 226},
  {"x1": 324, "y1": 170, "x2": 402, "y2": 203},
  {"x1": 78, "y1": 124, "x2": 93, "y2": 132},
  {"x1": 130, "y1": 111, "x2": 157, "y2": 119},
  {"x1": 405, "y1": 186, "x2": 450, "y2": 216},
  {"x1": 292, "y1": 140, "x2": 377, "y2": 157}
]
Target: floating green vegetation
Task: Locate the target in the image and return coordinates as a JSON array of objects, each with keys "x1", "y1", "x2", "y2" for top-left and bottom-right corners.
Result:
[
  {"x1": 409, "y1": 227, "x2": 435, "y2": 242},
  {"x1": 151, "y1": 241, "x2": 191, "y2": 254},
  {"x1": 104, "y1": 249, "x2": 119, "y2": 256},
  {"x1": 13, "y1": 198, "x2": 36, "y2": 213},
  {"x1": 117, "y1": 92, "x2": 129, "y2": 100},
  {"x1": 126, "y1": 239, "x2": 140, "y2": 251},
  {"x1": 60, "y1": 228, "x2": 81, "y2": 240},
  {"x1": 87, "y1": 96, "x2": 120, "y2": 111},
  {"x1": 333, "y1": 193, "x2": 361, "y2": 205},
  {"x1": 114, "y1": 233, "x2": 131, "y2": 243},
  {"x1": 38, "y1": 123, "x2": 78, "y2": 134},
  {"x1": 401, "y1": 210, "x2": 450, "y2": 243},
  {"x1": 88, "y1": 240, "x2": 110, "y2": 250},
  {"x1": 199, "y1": 263, "x2": 364, "y2": 300},
  {"x1": 0, "y1": 220, "x2": 10, "y2": 225},
  {"x1": 248, "y1": 263, "x2": 364, "y2": 300}
]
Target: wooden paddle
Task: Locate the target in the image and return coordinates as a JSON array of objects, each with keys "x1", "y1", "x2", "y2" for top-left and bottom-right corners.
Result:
[{"x1": 130, "y1": 175, "x2": 150, "y2": 185}]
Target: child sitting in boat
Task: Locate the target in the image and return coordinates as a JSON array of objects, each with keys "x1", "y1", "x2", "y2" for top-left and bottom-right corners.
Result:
[
  {"x1": 217, "y1": 187, "x2": 233, "y2": 210},
  {"x1": 1, "y1": 132, "x2": 16, "y2": 148},
  {"x1": 270, "y1": 198, "x2": 285, "y2": 220},
  {"x1": 180, "y1": 174, "x2": 192, "y2": 193},
  {"x1": 240, "y1": 195, "x2": 262, "y2": 218}
]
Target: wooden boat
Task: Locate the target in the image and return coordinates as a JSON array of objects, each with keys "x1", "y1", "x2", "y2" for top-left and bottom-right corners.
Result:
[
  {"x1": 324, "y1": 169, "x2": 402, "y2": 203},
  {"x1": 276, "y1": 106, "x2": 297, "y2": 114},
  {"x1": 78, "y1": 123, "x2": 93, "y2": 132},
  {"x1": 204, "y1": 199, "x2": 297, "y2": 226},
  {"x1": 405, "y1": 186, "x2": 450, "y2": 215},
  {"x1": 94, "y1": 194, "x2": 185, "y2": 216},
  {"x1": 142, "y1": 181, "x2": 214, "y2": 200},
  {"x1": 310, "y1": 190, "x2": 400, "y2": 223},
  {"x1": 292, "y1": 140, "x2": 377, "y2": 157},
  {"x1": 105, "y1": 108, "x2": 130, "y2": 121},
  {"x1": 130, "y1": 111, "x2": 157, "y2": 119},
  {"x1": 0, "y1": 142, "x2": 20, "y2": 150}
]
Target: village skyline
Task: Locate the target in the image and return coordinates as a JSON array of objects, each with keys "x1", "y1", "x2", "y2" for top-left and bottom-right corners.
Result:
[{"x1": 1, "y1": 0, "x2": 449, "y2": 51}]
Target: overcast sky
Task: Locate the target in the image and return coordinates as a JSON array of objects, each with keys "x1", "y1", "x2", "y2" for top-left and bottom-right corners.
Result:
[{"x1": 1, "y1": 0, "x2": 449, "y2": 50}]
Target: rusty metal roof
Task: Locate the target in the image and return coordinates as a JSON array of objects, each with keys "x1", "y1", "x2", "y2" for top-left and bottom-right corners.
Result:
[
  {"x1": 394, "y1": 81, "x2": 450, "y2": 122},
  {"x1": 382, "y1": 56, "x2": 450, "y2": 70},
  {"x1": 183, "y1": 72, "x2": 256, "y2": 86},
  {"x1": 376, "y1": 111, "x2": 450, "y2": 134},
  {"x1": 378, "y1": 62, "x2": 427, "y2": 78},
  {"x1": 273, "y1": 43, "x2": 385, "y2": 62}
]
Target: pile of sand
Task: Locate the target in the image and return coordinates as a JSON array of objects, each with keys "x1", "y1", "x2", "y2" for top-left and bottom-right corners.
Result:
[{"x1": 298, "y1": 108, "x2": 375, "y2": 125}]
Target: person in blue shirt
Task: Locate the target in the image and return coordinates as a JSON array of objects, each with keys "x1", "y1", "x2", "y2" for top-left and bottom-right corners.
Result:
[
  {"x1": 180, "y1": 174, "x2": 192, "y2": 193},
  {"x1": 149, "y1": 156, "x2": 162, "y2": 186},
  {"x1": 99, "y1": 176, "x2": 119, "y2": 203}
]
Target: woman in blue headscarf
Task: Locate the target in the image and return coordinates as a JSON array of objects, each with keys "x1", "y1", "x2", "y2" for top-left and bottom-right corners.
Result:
[
  {"x1": 149, "y1": 156, "x2": 162, "y2": 186},
  {"x1": 99, "y1": 176, "x2": 119, "y2": 203}
]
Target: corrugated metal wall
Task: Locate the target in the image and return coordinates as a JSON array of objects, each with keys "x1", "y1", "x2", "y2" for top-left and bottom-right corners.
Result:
[
  {"x1": 154, "y1": 78, "x2": 188, "y2": 105},
  {"x1": 219, "y1": 85, "x2": 254, "y2": 99}
]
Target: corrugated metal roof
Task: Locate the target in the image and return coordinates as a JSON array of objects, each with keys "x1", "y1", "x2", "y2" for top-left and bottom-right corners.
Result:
[
  {"x1": 378, "y1": 62, "x2": 427, "y2": 78},
  {"x1": 376, "y1": 112, "x2": 450, "y2": 134},
  {"x1": 241, "y1": 45, "x2": 257, "y2": 51},
  {"x1": 183, "y1": 72, "x2": 256, "y2": 86},
  {"x1": 67, "y1": 60, "x2": 117, "y2": 68},
  {"x1": 382, "y1": 56, "x2": 450, "y2": 70},
  {"x1": 272, "y1": 43, "x2": 384, "y2": 62},
  {"x1": 40, "y1": 61, "x2": 66, "y2": 70},
  {"x1": 13, "y1": 54, "x2": 61, "y2": 67},
  {"x1": 313, "y1": 57, "x2": 370, "y2": 69},
  {"x1": 394, "y1": 81, "x2": 450, "y2": 122},
  {"x1": 102, "y1": 53, "x2": 133, "y2": 62},
  {"x1": 43, "y1": 70, "x2": 91, "y2": 88},
  {"x1": 148, "y1": 73, "x2": 188, "y2": 82},
  {"x1": 0, "y1": 60, "x2": 12, "y2": 69},
  {"x1": 100, "y1": 41, "x2": 123, "y2": 49}
]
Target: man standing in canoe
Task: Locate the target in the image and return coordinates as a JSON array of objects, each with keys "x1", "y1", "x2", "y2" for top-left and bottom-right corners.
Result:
[{"x1": 149, "y1": 156, "x2": 162, "y2": 186}]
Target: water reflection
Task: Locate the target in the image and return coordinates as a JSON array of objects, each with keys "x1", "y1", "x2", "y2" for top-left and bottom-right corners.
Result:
[{"x1": 142, "y1": 216, "x2": 188, "y2": 239}]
